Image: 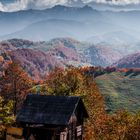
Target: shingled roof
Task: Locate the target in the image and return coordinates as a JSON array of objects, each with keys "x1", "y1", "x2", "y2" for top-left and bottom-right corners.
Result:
[{"x1": 16, "y1": 94, "x2": 88, "y2": 126}]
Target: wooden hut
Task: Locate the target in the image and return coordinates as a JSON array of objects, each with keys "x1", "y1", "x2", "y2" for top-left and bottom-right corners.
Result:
[{"x1": 16, "y1": 94, "x2": 88, "y2": 140}]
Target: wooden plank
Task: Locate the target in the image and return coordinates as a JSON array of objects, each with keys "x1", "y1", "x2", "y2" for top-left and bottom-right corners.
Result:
[
  {"x1": 7, "y1": 127, "x2": 23, "y2": 136},
  {"x1": 0, "y1": 125, "x2": 5, "y2": 131},
  {"x1": 77, "y1": 125, "x2": 82, "y2": 131},
  {"x1": 76, "y1": 125, "x2": 82, "y2": 137},
  {"x1": 7, "y1": 135, "x2": 16, "y2": 140},
  {"x1": 60, "y1": 132, "x2": 67, "y2": 140},
  {"x1": 28, "y1": 134, "x2": 36, "y2": 140},
  {"x1": 6, "y1": 135, "x2": 24, "y2": 140},
  {"x1": 77, "y1": 131, "x2": 82, "y2": 137}
]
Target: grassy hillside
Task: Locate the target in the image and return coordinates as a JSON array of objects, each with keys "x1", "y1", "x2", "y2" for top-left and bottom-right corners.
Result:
[{"x1": 95, "y1": 72, "x2": 140, "y2": 113}]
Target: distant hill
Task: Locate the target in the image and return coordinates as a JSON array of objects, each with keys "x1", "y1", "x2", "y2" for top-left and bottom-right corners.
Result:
[
  {"x1": 88, "y1": 31, "x2": 139, "y2": 45},
  {"x1": 0, "y1": 38, "x2": 124, "y2": 79},
  {"x1": 0, "y1": 38, "x2": 87, "y2": 79},
  {"x1": 0, "y1": 5, "x2": 101, "y2": 38},
  {"x1": 0, "y1": 48, "x2": 12, "y2": 76},
  {"x1": 0, "y1": 38, "x2": 140, "y2": 79},
  {"x1": 83, "y1": 44, "x2": 121, "y2": 66},
  {"x1": 2, "y1": 19, "x2": 89, "y2": 41},
  {"x1": 114, "y1": 52, "x2": 140, "y2": 68},
  {"x1": 10, "y1": 48, "x2": 66, "y2": 80}
]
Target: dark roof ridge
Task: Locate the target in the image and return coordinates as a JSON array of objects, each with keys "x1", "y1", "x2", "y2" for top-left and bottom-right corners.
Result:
[
  {"x1": 28, "y1": 93, "x2": 81, "y2": 98},
  {"x1": 16, "y1": 94, "x2": 88, "y2": 126}
]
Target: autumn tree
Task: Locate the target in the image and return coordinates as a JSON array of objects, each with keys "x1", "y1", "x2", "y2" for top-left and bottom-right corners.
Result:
[
  {"x1": 0, "y1": 96, "x2": 15, "y2": 139},
  {"x1": 45, "y1": 67, "x2": 106, "y2": 140},
  {"x1": 45, "y1": 67, "x2": 140, "y2": 140},
  {"x1": 0, "y1": 61, "x2": 33, "y2": 115},
  {"x1": 0, "y1": 96, "x2": 14, "y2": 125},
  {"x1": 45, "y1": 67, "x2": 85, "y2": 96}
]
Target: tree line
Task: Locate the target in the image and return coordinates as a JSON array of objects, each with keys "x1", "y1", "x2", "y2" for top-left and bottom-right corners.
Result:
[{"x1": 0, "y1": 61, "x2": 140, "y2": 140}]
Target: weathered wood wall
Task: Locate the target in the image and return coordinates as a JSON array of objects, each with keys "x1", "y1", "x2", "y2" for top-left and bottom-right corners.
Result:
[{"x1": 6, "y1": 127, "x2": 24, "y2": 140}]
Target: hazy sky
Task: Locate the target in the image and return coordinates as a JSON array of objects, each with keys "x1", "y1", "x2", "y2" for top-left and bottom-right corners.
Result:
[{"x1": 0, "y1": 0, "x2": 140, "y2": 12}]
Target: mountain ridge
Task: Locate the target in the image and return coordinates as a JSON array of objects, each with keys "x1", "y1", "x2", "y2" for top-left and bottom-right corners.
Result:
[
  {"x1": 114, "y1": 52, "x2": 140, "y2": 68},
  {"x1": 0, "y1": 5, "x2": 140, "y2": 44},
  {"x1": 0, "y1": 38, "x2": 125, "y2": 79}
]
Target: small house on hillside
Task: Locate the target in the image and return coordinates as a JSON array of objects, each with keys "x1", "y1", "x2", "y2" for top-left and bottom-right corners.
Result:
[{"x1": 16, "y1": 94, "x2": 89, "y2": 140}]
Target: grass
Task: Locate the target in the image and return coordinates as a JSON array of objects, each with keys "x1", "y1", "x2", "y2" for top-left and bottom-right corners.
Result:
[{"x1": 95, "y1": 72, "x2": 140, "y2": 113}]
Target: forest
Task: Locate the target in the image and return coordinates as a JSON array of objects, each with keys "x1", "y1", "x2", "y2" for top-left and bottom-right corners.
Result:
[{"x1": 0, "y1": 61, "x2": 140, "y2": 140}]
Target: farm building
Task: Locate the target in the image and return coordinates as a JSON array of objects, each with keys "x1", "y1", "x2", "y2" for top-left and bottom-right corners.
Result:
[{"x1": 16, "y1": 94, "x2": 89, "y2": 140}]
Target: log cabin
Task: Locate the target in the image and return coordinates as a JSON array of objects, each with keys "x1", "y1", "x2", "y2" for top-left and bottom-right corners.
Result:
[{"x1": 16, "y1": 94, "x2": 89, "y2": 140}]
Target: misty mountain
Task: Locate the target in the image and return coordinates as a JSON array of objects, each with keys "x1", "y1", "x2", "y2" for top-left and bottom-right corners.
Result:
[
  {"x1": 88, "y1": 31, "x2": 139, "y2": 45},
  {"x1": 0, "y1": 5, "x2": 140, "y2": 44},
  {"x1": 1, "y1": 19, "x2": 89, "y2": 41},
  {"x1": 114, "y1": 52, "x2": 140, "y2": 68},
  {"x1": 3, "y1": 17, "x2": 122, "y2": 41},
  {"x1": 0, "y1": 5, "x2": 100, "y2": 36},
  {"x1": 83, "y1": 45, "x2": 122, "y2": 67}
]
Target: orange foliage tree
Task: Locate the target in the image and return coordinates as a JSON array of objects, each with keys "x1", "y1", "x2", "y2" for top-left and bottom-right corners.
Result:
[
  {"x1": 0, "y1": 61, "x2": 33, "y2": 115},
  {"x1": 45, "y1": 67, "x2": 140, "y2": 140},
  {"x1": 45, "y1": 67, "x2": 106, "y2": 139}
]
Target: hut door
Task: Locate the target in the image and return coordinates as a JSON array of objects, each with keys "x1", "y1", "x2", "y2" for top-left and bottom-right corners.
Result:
[{"x1": 60, "y1": 132, "x2": 67, "y2": 140}]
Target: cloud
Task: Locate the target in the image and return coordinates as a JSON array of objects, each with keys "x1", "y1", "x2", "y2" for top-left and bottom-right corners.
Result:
[
  {"x1": 0, "y1": 0, "x2": 27, "y2": 12},
  {"x1": 83, "y1": 0, "x2": 140, "y2": 5},
  {"x1": 0, "y1": 2, "x2": 4, "y2": 11},
  {"x1": 0, "y1": 0, "x2": 68, "y2": 12},
  {"x1": 0, "y1": 0, "x2": 140, "y2": 12},
  {"x1": 97, "y1": 0, "x2": 140, "y2": 5}
]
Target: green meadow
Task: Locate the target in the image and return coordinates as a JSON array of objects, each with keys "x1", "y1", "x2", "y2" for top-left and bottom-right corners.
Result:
[{"x1": 96, "y1": 72, "x2": 140, "y2": 113}]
